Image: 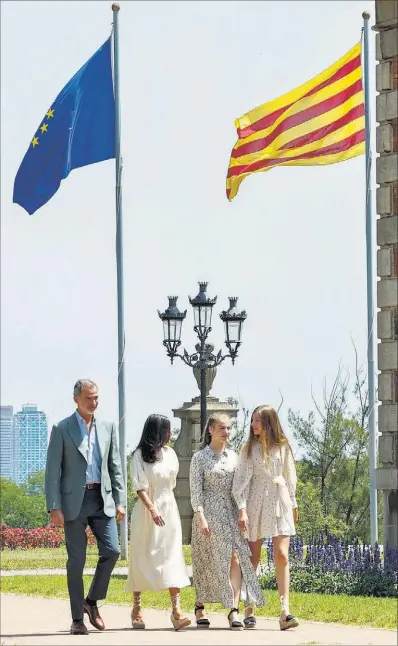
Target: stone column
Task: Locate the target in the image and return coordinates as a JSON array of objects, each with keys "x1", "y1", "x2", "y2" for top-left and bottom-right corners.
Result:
[
  {"x1": 374, "y1": 0, "x2": 398, "y2": 548},
  {"x1": 172, "y1": 396, "x2": 238, "y2": 544}
]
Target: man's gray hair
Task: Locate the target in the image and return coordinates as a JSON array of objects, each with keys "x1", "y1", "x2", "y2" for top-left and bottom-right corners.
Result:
[{"x1": 73, "y1": 379, "x2": 98, "y2": 397}]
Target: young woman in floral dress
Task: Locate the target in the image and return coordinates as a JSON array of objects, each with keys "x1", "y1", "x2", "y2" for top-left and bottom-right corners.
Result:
[{"x1": 190, "y1": 413, "x2": 265, "y2": 631}]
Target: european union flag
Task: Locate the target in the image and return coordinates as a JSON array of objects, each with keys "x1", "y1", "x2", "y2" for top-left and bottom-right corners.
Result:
[{"x1": 13, "y1": 38, "x2": 115, "y2": 215}]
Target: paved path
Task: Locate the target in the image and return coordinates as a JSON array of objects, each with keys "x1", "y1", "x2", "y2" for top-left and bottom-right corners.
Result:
[{"x1": 0, "y1": 594, "x2": 396, "y2": 646}]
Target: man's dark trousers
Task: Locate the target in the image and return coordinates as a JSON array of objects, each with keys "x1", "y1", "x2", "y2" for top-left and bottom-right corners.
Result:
[{"x1": 64, "y1": 488, "x2": 120, "y2": 621}]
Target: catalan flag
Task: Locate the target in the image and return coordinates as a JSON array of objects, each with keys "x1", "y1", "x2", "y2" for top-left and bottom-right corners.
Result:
[{"x1": 226, "y1": 42, "x2": 365, "y2": 201}]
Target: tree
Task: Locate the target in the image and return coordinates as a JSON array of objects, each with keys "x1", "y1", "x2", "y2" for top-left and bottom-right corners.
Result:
[
  {"x1": 226, "y1": 397, "x2": 250, "y2": 453},
  {"x1": 0, "y1": 473, "x2": 48, "y2": 529},
  {"x1": 167, "y1": 428, "x2": 180, "y2": 448},
  {"x1": 126, "y1": 453, "x2": 137, "y2": 536},
  {"x1": 26, "y1": 470, "x2": 45, "y2": 496},
  {"x1": 288, "y1": 365, "x2": 355, "y2": 516},
  {"x1": 288, "y1": 353, "x2": 379, "y2": 543},
  {"x1": 295, "y1": 464, "x2": 349, "y2": 542}
]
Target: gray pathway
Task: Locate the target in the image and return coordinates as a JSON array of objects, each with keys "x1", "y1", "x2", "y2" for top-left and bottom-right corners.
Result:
[{"x1": 1, "y1": 593, "x2": 396, "y2": 646}]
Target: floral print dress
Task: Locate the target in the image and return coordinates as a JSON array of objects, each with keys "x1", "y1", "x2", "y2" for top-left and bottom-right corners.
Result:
[
  {"x1": 189, "y1": 445, "x2": 265, "y2": 608},
  {"x1": 232, "y1": 442, "x2": 297, "y2": 541}
]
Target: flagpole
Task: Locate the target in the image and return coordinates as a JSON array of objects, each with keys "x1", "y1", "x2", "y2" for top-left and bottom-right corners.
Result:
[
  {"x1": 362, "y1": 11, "x2": 378, "y2": 547},
  {"x1": 112, "y1": 2, "x2": 128, "y2": 560}
]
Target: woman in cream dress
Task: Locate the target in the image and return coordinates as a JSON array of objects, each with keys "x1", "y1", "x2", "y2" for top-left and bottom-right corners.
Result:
[
  {"x1": 126, "y1": 414, "x2": 191, "y2": 631},
  {"x1": 232, "y1": 405, "x2": 298, "y2": 631}
]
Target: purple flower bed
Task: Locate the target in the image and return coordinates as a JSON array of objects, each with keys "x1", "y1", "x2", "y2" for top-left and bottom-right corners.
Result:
[{"x1": 259, "y1": 533, "x2": 398, "y2": 597}]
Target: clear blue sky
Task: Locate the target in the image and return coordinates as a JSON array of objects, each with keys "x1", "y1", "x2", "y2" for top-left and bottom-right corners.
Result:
[{"x1": 1, "y1": 0, "x2": 375, "y2": 450}]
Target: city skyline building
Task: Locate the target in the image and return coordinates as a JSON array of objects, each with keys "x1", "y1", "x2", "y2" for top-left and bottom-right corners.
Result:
[
  {"x1": 13, "y1": 403, "x2": 48, "y2": 484},
  {"x1": 0, "y1": 405, "x2": 15, "y2": 480}
]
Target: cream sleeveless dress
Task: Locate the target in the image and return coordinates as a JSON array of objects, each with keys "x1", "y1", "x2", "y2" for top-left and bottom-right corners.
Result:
[{"x1": 126, "y1": 446, "x2": 190, "y2": 592}]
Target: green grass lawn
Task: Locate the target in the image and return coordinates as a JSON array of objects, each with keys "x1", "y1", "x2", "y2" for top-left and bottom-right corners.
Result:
[
  {"x1": 1, "y1": 545, "x2": 266, "y2": 570},
  {"x1": 0, "y1": 574, "x2": 395, "y2": 630},
  {"x1": 0, "y1": 546, "x2": 128, "y2": 570}
]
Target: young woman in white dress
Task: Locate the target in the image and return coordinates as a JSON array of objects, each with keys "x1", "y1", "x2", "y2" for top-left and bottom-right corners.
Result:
[
  {"x1": 232, "y1": 405, "x2": 299, "y2": 631},
  {"x1": 125, "y1": 414, "x2": 191, "y2": 631}
]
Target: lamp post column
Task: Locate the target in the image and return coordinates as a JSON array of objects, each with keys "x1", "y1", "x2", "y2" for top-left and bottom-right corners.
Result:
[{"x1": 200, "y1": 363, "x2": 207, "y2": 440}]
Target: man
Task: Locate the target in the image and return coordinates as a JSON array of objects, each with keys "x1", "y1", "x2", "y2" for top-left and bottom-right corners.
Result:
[{"x1": 45, "y1": 379, "x2": 126, "y2": 635}]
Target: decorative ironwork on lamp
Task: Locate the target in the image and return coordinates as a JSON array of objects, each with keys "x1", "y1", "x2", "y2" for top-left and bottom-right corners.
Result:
[{"x1": 158, "y1": 282, "x2": 247, "y2": 438}]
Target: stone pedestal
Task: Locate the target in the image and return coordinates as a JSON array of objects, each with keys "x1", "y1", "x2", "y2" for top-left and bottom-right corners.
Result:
[
  {"x1": 374, "y1": 0, "x2": 398, "y2": 548},
  {"x1": 172, "y1": 396, "x2": 238, "y2": 544}
]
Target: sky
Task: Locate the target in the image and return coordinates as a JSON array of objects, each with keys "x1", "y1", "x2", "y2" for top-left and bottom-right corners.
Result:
[{"x1": 1, "y1": 0, "x2": 376, "y2": 452}]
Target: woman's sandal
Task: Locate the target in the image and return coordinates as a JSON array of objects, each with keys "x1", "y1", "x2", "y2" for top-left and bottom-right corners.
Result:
[
  {"x1": 228, "y1": 608, "x2": 244, "y2": 631},
  {"x1": 131, "y1": 608, "x2": 145, "y2": 630},
  {"x1": 194, "y1": 605, "x2": 210, "y2": 629},
  {"x1": 170, "y1": 610, "x2": 191, "y2": 631},
  {"x1": 279, "y1": 596, "x2": 298, "y2": 631},
  {"x1": 279, "y1": 614, "x2": 299, "y2": 631},
  {"x1": 243, "y1": 605, "x2": 256, "y2": 629}
]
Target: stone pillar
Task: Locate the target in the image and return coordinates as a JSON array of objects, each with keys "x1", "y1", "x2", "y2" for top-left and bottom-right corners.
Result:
[
  {"x1": 374, "y1": 0, "x2": 398, "y2": 548},
  {"x1": 172, "y1": 396, "x2": 238, "y2": 544}
]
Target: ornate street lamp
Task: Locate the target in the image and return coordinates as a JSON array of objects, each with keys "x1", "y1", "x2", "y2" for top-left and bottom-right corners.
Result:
[
  {"x1": 158, "y1": 296, "x2": 187, "y2": 361},
  {"x1": 158, "y1": 282, "x2": 247, "y2": 437}
]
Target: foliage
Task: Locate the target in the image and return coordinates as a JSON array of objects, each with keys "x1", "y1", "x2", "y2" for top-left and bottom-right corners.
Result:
[
  {"x1": 166, "y1": 428, "x2": 180, "y2": 448},
  {"x1": 226, "y1": 396, "x2": 250, "y2": 453},
  {"x1": 0, "y1": 473, "x2": 48, "y2": 529},
  {"x1": 25, "y1": 470, "x2": 45, "y2": 496},
  {"x1": 126, "y1": 454, "x2": 137, "y2": 521},
  {"x1": 2, "y1": 574, "x2": 396, "y2": 629},
  {"x1": 0, "y1": 524, "x2": 64, "y2": 550},
  {"x1": 288, "y1": 353, "x2": 382, "y2": 544},
  {"x1": 0, "y1": 523, "x2": 96, "y2": 550},
  {"x1": 260, "y1": 534, "x2": 398, "y2": 598},
  {"x1": 295, "y1": 469, "x2": 349, "y2": 542},
  {"x1": 260, "y1": 566, "x2": 397, "y2": 598}
]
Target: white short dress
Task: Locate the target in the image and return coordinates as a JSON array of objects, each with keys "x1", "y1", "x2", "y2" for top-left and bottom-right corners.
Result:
[
  {"x1": 232, "y1": 442, "x2": 297, "y2": 541},
  {"x1": 126, "y1": 446, "x2": 190, "y2": 592}
]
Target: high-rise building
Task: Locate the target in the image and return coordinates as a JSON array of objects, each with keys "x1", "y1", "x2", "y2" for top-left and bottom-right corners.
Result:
[
  {"x1": 13, "y1": 403, "x2": 48, "y2": 484},
  {"x1": 0, "y1": 406, "x2": 14, "y2": 480}
]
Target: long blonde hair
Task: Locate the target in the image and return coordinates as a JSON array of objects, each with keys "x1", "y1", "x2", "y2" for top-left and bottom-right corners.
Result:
[
  {"x1": 243, "y1": 405, "x2": 291, "y2": 461},
  {"x1": 201, "y1": 413, "x2": 229, "y2": 449}
]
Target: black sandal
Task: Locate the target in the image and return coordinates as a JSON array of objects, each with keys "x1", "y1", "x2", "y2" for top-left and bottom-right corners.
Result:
[
  {"x1": 243, "y1": 615, "x2": 256, "y2": 629},
  {"x1": 244, "y1": 604, "x2": 256, "y2": 629},
  {"x1": 279, "y1": 614, "x2": 299, "y2": 631},
  {"x1": 194, "y1": 605, "x2": 210, "y2": 629},
  {"x1": 228, "y1": 608, "x2": 243, "y2": 631}
]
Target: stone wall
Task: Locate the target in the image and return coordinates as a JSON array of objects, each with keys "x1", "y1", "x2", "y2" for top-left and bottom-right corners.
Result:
[{"x1": 374, "y1": 0, "x2": 398, "y2": 547}]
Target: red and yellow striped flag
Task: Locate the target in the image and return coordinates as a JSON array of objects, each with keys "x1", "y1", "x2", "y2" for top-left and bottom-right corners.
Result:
[{"x1": 226, "y1": 43, "x2": 365, "y2": 201}]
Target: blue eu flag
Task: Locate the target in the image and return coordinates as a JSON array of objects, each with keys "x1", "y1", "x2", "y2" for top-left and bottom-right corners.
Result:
[{"x1": 13, "y1": 38, "x2": 115, "y2": 215}]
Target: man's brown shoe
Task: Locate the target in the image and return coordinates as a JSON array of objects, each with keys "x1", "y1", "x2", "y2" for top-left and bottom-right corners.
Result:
[
  {"x1": 70, "y1": 620, "x2": 88, "y2": 635},
  {"x1": 84, "y1": 600, "x2": 105, "y2": 631}
]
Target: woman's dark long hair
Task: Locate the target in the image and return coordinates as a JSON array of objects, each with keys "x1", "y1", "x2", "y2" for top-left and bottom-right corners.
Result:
[{"x1": 134, "y1": 414, "x2": 171, "y2": 464}]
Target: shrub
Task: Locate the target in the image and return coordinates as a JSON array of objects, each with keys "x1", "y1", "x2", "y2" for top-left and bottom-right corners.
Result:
[
  {"x1": 259, "y1": 533, "x2": 398, "y2": 598},
  {"x1": 0, "y1": 524, "x2": 96, "y2": 550}
]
